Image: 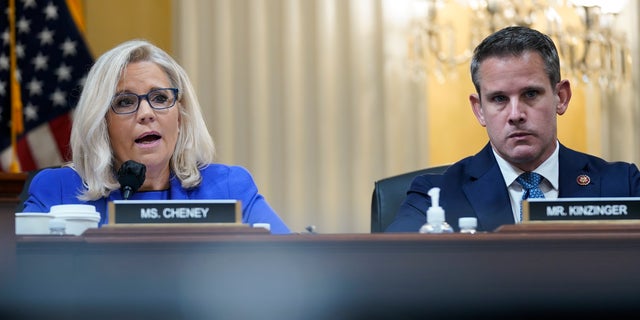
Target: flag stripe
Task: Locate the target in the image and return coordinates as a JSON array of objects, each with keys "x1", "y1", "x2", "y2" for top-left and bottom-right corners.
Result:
[
  {"x1": 0, "y1": 115, "x2": 69, "y2": 171},
  {"x1": 27, "y1": 122, "x2": 64, "y2": 169},
  {"x1": 16, "y1": 137, "x2": 35, "y2": 171},
  {"x1": 49, "y1": 113, "x2": 73, "y2": 162},
  {"x1": 1, "y1": 147, "x2": 15, "y2": 172}
]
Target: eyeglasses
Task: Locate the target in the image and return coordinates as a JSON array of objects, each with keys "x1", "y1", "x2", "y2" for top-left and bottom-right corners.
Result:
[{"x1": 110, "y1": 88, "x2": 179, "y2": 114}]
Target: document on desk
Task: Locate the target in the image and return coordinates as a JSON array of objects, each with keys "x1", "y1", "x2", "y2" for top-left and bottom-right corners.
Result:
[
  {"x1": 523, "y1": 197, "x2": 640, "y2": 223},
  {"x1": 108, "y1": 200, "x2": 241, "y2": 225}
]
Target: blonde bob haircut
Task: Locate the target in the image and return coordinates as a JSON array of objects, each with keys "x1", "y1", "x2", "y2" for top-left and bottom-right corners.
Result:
[{"x1": 69, "y1": 39, "x2": 216, "y2": 200}]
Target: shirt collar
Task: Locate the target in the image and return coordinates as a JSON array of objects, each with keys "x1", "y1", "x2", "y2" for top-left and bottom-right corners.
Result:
[{"x1": 493, "y1": 141, "x2": 559, "y2": 190}]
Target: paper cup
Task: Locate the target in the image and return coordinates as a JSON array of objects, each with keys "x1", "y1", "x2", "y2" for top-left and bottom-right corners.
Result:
[
  {"x1": 50, "y1": 204, "x2": 98, "y2": 214},
  {"x1": 15, "y1": 213, "x2": 53, "y2": 235},
  {"x1": 252, "y1": 223, "x2": 271, "y2": 231},
  {"x1": 50, "y1": 204, "x2": 100, "y2": 236}
]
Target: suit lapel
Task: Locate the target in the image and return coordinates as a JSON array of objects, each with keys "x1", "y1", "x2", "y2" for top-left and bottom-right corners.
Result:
[
  {"x1": 558, "y1": 144, "x2": 600, "y2": 197},
  {"x1": 459, "y1": 143, "x2": 600, "y2": 231},
  {"x1": 462, "y1": 144, "x2": 515, "y2": 231}
]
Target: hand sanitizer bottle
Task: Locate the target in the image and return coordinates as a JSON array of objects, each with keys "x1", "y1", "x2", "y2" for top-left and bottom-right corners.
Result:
[{"x1": 419, "y1": 187, "x2": 453, "y2": 234}]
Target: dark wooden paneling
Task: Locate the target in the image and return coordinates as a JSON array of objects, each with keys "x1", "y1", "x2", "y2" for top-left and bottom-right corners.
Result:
[
  {"x1": 0, "y1": 172, "x2": 26, "y2": 289},
  {"x1": 5, "y1": 225, "x2": 640, "y2": 319}
]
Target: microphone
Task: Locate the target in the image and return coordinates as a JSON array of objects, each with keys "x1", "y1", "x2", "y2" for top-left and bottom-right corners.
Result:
[{"x1": 117, "y1": 160, "x2": 146, "y2": 200}]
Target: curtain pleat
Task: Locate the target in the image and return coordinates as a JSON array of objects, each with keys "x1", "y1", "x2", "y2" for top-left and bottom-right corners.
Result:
[{"x1": 175, "y1": 0, "x2": 430, "y2": 233}]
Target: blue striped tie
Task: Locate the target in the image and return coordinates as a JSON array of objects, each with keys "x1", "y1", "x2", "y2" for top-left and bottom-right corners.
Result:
[{"x1": 517, "y1": 172, "x2": 545, "y2": 221}]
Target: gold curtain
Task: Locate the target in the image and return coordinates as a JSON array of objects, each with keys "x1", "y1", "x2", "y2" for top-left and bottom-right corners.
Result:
[
  {"x1": 174, "y1": 0, "x2": 431, "y2": 233},
  {"x1": 85, "y1": 0, "x2": 640, "y2": 233},
  {"x1": 174, "y1": 0, "x2": 640, "y2": 233}
]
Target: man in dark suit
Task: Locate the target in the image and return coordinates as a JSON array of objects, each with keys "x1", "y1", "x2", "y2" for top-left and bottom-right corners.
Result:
[{"x1": 386, "y1": 26, "x2": 640, "y2": 233}]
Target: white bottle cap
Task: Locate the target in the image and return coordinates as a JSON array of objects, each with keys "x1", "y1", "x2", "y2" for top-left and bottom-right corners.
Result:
[
  {"x1": 252, "y1": 223, "x2": 271, "y2": 231},
  {"x1": 458, "y1": 217, "x2": 477, "y2": 229}
]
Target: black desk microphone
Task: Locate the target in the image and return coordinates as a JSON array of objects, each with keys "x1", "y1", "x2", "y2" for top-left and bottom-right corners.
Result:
[{"x1": 117, "y1": 160, "x2": 146, "y2": 200}]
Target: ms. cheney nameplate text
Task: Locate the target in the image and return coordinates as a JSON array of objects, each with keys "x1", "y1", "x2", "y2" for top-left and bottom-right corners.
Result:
[{"x1": 108, "y1": 200, "x2": 241, "y2": 225}]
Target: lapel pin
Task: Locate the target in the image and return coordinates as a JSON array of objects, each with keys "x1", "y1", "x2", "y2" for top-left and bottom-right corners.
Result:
[{"x1": 577, "y1": 174, "x2": 590, "y2": 186}]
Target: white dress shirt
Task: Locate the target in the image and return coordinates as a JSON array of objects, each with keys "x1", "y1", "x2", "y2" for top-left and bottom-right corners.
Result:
[{"x1": 493, "y1": 142, "x2": 560, "y2": 223}]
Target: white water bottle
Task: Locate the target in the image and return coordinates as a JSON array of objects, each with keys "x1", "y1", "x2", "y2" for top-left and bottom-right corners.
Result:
[
  {"x1": 458, "y1": 217, "x2": 478, "y2": 234},
  {"x1": 419, "y1": 187, "x2": 453, "y2": 234}
]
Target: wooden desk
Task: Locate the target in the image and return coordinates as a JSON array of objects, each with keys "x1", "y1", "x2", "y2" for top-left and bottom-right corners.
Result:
[
  {"x1": 4, "y1": 225, "x2": 640, "y2": 319},
  {"x1": 0, "y1": 172, "x2": 26, "y2": 284}
]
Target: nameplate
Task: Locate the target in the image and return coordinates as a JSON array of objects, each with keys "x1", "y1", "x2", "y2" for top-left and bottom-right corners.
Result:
[
  {"x1": 523, "y1": 198, "x2": 640, "y2": 222},
  {"x1": 108, "y1": 200, "x2": 241, "y2": 225}
]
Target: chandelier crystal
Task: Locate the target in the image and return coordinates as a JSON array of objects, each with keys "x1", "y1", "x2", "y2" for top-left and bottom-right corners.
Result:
[{"x1": 409, "y1": 0, "x2": 631, "y2": 90}]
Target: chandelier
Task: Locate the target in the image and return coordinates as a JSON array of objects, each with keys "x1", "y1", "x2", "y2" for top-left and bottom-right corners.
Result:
[{"x1": 408, "y1": 0, "x2": 631, "y2": 90}]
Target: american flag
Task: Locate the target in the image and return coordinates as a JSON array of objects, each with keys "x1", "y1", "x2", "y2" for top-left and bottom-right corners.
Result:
[{"x1": 0, "y1": 0, "x2": 93, "y2": 172}]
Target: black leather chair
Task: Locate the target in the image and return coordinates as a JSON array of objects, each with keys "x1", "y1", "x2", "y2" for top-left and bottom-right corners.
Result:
[
  {"x1": 15, "y1": 166, "x2": 57, "y2": 212},
  {"x1": 371, "y1": 165, "x2": 450, "y2": 233}
]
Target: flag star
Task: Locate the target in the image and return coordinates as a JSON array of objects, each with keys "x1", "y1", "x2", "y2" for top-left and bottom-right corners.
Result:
[
  {"x1": 38, "y1": 28, "x2": 55, "y2": 45},
  {"x1": 32, "y1": 53, "x2": 48, "y2": 71},
  {"x1": 17, "y1": 16, "x2": 31, "y2": 34},
  {"x1": 24, "y1": 103, "x2": 39, "y2": 122},
  {"x1": 50, "y1": 88, "x2": 67, "y2": 106},
  {"x1": 43, "y1": 2, "x2": 59, "y2": 20},
  {"x1": 78, "y1": 74, "x2": 87, "y2": 86},
  {"x1": 15, "y1": 43, "x2": 25, "y2": 58},
  {"x1": 23, "y1": 0, "x2": 37, "y2": 8},
  {"x1": 60, "y1": 38, "x2": 77, "y2": 56},
  {"x1": 27, "y1": 78, "x2": 43, "y2": 95},
  {"x1": 0, "y1": 54, "x2": 8, "y2": 70},
  {"x1": 56, "y1": 63, "x2": 72, "y2": 81},
  {"x1": 1, "y1": 30, "x2": 9, "y2": 46},
  {"x1": 0, "y1": 80, "x2": 6, "y2": 96}
]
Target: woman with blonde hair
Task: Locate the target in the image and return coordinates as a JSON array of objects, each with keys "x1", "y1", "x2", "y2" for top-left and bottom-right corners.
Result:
[{"x1": 22, "y1": 39, "x2": 290, "y2": 234}]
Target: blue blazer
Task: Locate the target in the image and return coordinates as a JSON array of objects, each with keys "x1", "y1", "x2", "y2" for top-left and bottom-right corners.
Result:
[
  {"x1": 22, "y1": 164, "x2": 291, "y2": 234},
  {"x1": 386, "y1": 143, "x2": 640, "y2": 233}
]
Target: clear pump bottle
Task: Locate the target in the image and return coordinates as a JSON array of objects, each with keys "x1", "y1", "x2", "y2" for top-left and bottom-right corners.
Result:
[{"x1": 419, "y1": 187, "x2": 453, "y2": 234}]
